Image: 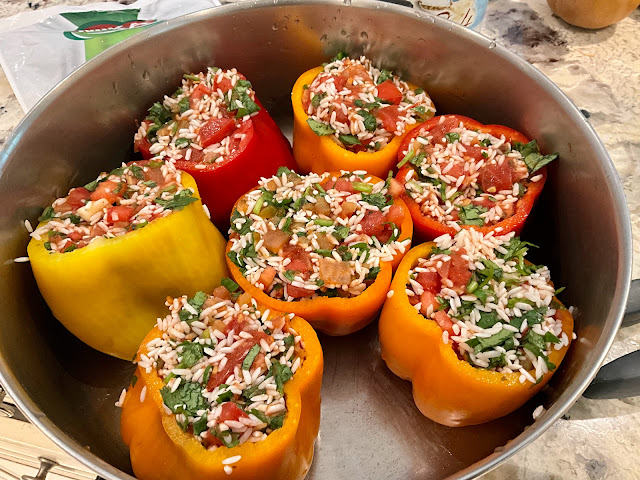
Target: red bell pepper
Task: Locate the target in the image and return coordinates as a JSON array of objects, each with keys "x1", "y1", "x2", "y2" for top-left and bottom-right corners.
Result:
[
  {"x1": 395, "y1": 115, "x2": 549, "y2": 242},
  {"x1": 134, "y1": 70, "x2": 296, "y2": 231}
]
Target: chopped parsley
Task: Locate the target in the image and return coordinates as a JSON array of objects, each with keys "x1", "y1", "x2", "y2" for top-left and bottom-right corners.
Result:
[{"x1": 307, "y1": 118, "x2": 335, "y2": 136}]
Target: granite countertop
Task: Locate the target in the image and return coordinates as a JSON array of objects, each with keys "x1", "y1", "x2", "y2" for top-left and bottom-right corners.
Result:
[{"x1": 0, "y1": 0, "x2": 638, "y2": 478}]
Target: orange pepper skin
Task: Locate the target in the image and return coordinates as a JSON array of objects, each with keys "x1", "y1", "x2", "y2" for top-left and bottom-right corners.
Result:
[
  {"x1": 291, "y1": 67, "x2": 431, "y2": 178},
  {"x1": 226, "y1": 172, "x2": 413, "y2": 336},
  {"x1": 396, "y1": 115, "x2": 547, "y2": 242},
  {"x1": 379, "y1": 242, "x2": 574, "y2": 426},
  {"x1": 121, "y1": 312, "x2": 323, "y2": 480}
]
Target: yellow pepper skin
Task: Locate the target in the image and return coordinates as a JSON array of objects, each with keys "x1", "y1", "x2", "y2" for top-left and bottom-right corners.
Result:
[
  {"x1": 227, "y1": 172, "x2": 413, "y2": 336},
  {"x1": 379, "y1": 242, "x2": 574, "y2": 426},
  {"x1": 291, "y1": 67, "x2": 431, "y2": 178},
  {"x1": 27, "y1": 173, "x2": 228, "y2": 360},
  {"x1": 121, "y1": 311, "x2": 323, "y2": 480}
]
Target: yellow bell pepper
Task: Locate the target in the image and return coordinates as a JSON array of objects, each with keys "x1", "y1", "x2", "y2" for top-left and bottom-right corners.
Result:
[
  {"x1": 27, "y1": 172, "x2": 228, "y2": 360},
  {"x1": 121, "y1": 309, "x2": 323, "y2": 480},
  {"x1": 291, "y1": 67, "x2": 433, "y2": 178},
  {"x1": 379, "y1": 242, "x2": 574, "y2": 426}
]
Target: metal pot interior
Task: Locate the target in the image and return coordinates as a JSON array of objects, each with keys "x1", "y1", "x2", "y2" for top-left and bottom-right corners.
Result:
[{"x1": 0, "y1": 1, "x2": 631, "y2": 479}]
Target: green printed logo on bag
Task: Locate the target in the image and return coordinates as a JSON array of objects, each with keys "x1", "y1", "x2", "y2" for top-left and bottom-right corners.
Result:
[{"x1": 62, "y1": 9, "x2": 157, "y2": 60}]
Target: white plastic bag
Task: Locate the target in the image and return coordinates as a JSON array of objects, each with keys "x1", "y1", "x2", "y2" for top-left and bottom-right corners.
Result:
[{"x1": 0, "y1": 0, "x2": 221, "y2": 112}]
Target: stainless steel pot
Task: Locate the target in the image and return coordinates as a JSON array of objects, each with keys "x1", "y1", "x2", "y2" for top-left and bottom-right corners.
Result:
[{"x1": 0, "y1": 1, "x2": 632, "y2": 478}]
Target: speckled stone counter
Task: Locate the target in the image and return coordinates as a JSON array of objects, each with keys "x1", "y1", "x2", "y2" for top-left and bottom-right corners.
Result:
[{"x1": 0, "y1": 0, "x2": 638, "y2": 478}]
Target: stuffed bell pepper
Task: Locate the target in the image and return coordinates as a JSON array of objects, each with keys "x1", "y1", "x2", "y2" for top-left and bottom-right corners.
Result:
[
  {"x1": 226, "y1": 168, "x2": 413, "y2": 335},
  {"x1": 395, "y1": 115, "x2": 557, "y2": 241},
  {"x1": 291, "y1": 54, "x2": 435, "y2": 178},
  {"x1": 134, "y1": 67, "x2": 296, "y2": 229},
  {"x1": 120, "y1": 282, "x2": 323, "y2": 480},
  {"x1": 379, "y1": 229, "x2": 574, "y2": 426},
  {"x1": 27, "y1": 160, "x2": 228, "y2": 360}
]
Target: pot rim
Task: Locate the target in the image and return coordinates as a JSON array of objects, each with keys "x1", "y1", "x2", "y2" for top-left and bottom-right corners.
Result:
[{"x1": 0, "y1": 1, "x2": 631, "y2": 479}]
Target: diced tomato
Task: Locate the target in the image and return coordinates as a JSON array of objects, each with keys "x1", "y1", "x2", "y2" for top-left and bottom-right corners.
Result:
[
  {"x1": 359, "y1": 210, "x2": 386, "y2": 237},
  {"x1": 341, "y1": 64, "x2": 371, "y2": 83},
  {"x1": 91, "y1": 181, "x2": 125, "y2": 204},
  {"x1": 68, "y1": 231, "x2": 83, "y2": 242},
  {"x1": 206, "y1": 329, "x2": 272, "y2": 391},
  {"x1": 134, "y1": 128, "x2": 153, "y2": 159},
  {"x1": 213, "y1": 76, "x2": 233, "y2": 93},
  {"x1": 376, "y1": 80, "x2": 403, "y2": 105},
  {"x1": 376, "y1": 105, "x2": 402, "y2": 132},
  {"x1": 285, "y1": 284, "x2": 315, "y2": 298},
  {"x1": 479, "y1": 162, "x2": 515, "y2": 193},
  {"x1": 225, "y1": 120, "x2": 253, "y2": 159},
  {"x1": 388, "y1": 178, "x2": 405, "y2": 198},
  {"x1": 282, "y1": 245, "x2": 312, "y2": 274},
  {"x1": 258, "y1": 266, "x2": 277, "y2": 288},
  {"x1": 199, "y1": 118, "x2": 236, "y2": 148},
  {"x1": 424, "y1": 116, "x2": 462, "y2": 146},
  {"x1": 463, "y1": 143, "x2": 485, "y2": 161},
  {"x1": 416, "y1": 271, "x2": 440, "y2": 292},
  {"x1": 472, "y1": 197, "x2": 497, "y2": 209},
  {"x1": 201, "y1": 431, "x2": 223, "y2": 447},
  {"x1": 333, "y1": 103, "x2": 349, "y2": 124},
  {"x1": 212, "y1": 285, "x2": 231, "y2": 300},
  {"x1": 449, "y1": 249, "x2": 472, "y2": 289},
  {"x1": 65, "y1": 187, "x2": 91, "y2": 210},
  {"x1": 189, "y1": 83, "x2": 212, "y2": 108},
  {"x1": 443, "y1": 162, "x2": 465, "y2": 178},
  {"x1": 219, "y1": 402, "x2": 249, "y2": 422},
  {"x1": 420, "y1": 291, "x2": 440, "y2": 315},
  {"x1": 302, "y1": 88, "x2": 311, "y2": 111},
  {"x1": 386, "y1": 204, "x2": 404, "y2": 227},
  {"x1": 376, "y1": 227, "x2": 393, "y2": 244},
  {"x1": 436, "y1": 259, "x2": 451, "y2": 282},
  {"x1": 105, "y1": 206, "x2": 134, "y2": 225},
  {"x1": 433, "y1": 310, "x2": 456, "y2": 336}
]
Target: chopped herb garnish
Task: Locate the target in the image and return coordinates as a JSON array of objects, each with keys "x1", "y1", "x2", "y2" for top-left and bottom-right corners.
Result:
[
  {"x1": 512, "y1": 139, "x2": 559, "y2": 174},
  {"x1": 178, "y1": 291, "x2": 208, "y2": 324},
  {"x1": 155, "y1": 189, "x2": 198, "y2": 210},
  {"x1": 221, "y1": 277, "x2": 240, "y2": 293},
  {"x1": 357, "y1": 109, "x2": 378, "y2": 132},
  {"x1": 444, "y1": 132, "x2": 460, "y2": 143},
  {"x1": 361, "y1": 192, "x2": 390, "y2": 210},
  {"x1": 178, "y1": 342, "x2": 204, "y2": 368},
  {"x1": 174, "y1": 137, "x2": 191, "y2": 148},
  {"x1": 160, "y1": 381, "x2": 207, "y2": 416},
  {"x1": 307, "y1": 118, "x2": 335, "y2": 136},
  {"x1": 38, "y1": 206, "x2": 55, "y2": 223},
  {"x1": 339, "y1": 134, "x2": 361, "y2": 146},
  {"x1": 242, "y1": 344, "x2": 261, "y2": 370},
  {"x1": 311, "y1": 92, "x2": 327, "y2": 108},
  {"x1": 458, "y1": 204, "x2": 488, "y2": 226}
]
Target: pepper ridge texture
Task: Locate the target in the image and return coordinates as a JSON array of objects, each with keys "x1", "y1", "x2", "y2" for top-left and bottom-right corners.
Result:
[
  {"x1": 121, "y1": 310, "x2": 323, "y2": 480},
  {"x1": 378, "y1": 241, "x2": 574, "y2": 426},
  {"x1": 27, "y1": 172, "x2": 228, "y2": 360}
]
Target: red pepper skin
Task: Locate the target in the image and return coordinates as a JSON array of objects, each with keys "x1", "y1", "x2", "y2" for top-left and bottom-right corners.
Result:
[
  {"x1": 139, "y1": 101, "x2": 296, "y2": 231},
  {"x1": 396, "y1": 115, "x2": 547, "y2": 242}
]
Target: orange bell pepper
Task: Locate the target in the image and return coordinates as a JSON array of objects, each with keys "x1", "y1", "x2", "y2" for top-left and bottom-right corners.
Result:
[
  {"x1": 291, "y1": 66, "x2": 433, "y2": 178},
  {"x1": 121, "y1": 308, "x2": 323, "y2": 480},
  {"x1": 379, "y1": 241, "x2": 574, "y2": 426},
  {"x1": 226, "y1": 171, "x2": 413, "y2": 336},
  {"x1": 396, "y1": 115, "x2": 548, "y2": 242}
]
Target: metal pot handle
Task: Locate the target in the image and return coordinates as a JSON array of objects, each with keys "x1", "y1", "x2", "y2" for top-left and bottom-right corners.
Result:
[{"x1": 583, "y1": 278, "x2": 640, "y2": 399}]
